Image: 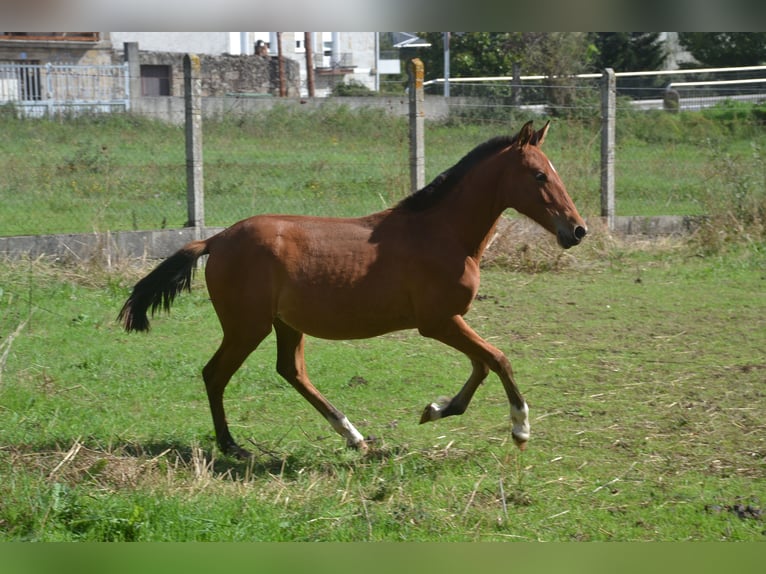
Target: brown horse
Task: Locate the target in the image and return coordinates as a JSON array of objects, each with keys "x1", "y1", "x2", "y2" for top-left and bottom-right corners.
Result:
[{"x1": 119, "y1": 121, "x2": 587, "y2": 458}]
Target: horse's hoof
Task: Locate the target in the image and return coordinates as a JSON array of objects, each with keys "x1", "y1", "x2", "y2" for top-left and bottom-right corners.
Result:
[
  {"x1": 235, "y1": 447, "x2": 253, "y2": 460},
  {"x1": 222, "y1": 443, "x2": 252, "y2": 460},
  {"x1": 420, "y1": 403, "x2": 439, "y2": 424},
  {"x1": 511, "y1": 434, "x2": 528, "y2": 451},
  {"x1": 420, "y1": 398, "x2": 450, "y2": 424}
]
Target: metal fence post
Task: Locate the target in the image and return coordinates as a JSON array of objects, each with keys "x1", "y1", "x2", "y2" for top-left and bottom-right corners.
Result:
[
  {"x1": 408, "y1": 58, "x2": 425, "y2": 193},
  {"x1": 601, "y1": 68, "x2": 616, "y2": 231},
  {"x1": 184, "y1": 54, "x2": 204, "y2": 237}
]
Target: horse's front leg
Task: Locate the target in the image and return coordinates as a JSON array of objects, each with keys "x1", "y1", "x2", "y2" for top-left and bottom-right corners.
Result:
[
  {"x1": 420, "y1": 358, "x2": 488, "y2": 422},
  {"x1": 418, "y1": 315, "x2": 530, "y2": 450}
]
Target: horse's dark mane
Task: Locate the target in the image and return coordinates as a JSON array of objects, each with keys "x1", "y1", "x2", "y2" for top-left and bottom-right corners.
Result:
[{"x1": 396, "y1": 134, "x2": 518, "y2": 212}]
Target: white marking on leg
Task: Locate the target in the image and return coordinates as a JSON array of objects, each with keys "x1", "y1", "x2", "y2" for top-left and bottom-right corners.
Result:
[
  {"x1": 425, "y1": 402, "x2": 444, "y2": 421},
  {"x1": 330, "y1": 416, "x2": 366, "y2": 448},
  {"x1": 510, "y1": 402, "x2": 530, "y2": 443}
]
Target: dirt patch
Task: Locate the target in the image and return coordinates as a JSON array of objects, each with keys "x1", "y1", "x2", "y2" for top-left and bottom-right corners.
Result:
[{"x1": 705, "y1": 500, "x2": 763, "y2": 521}]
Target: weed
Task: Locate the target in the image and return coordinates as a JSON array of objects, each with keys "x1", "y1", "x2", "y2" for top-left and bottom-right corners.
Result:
[{"x1": 693, "y1": 140, "x2": 766, "y2": 253}]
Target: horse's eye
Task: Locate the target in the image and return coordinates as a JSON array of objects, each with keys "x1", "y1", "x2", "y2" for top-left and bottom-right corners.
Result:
[{"x1": 535, "y1": 172, "x2": 547, "y2": 183}]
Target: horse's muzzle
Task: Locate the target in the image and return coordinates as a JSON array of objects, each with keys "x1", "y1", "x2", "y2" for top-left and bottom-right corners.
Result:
[{"x1": 557, "y1": 225, "x2": 587, "y2": 249}]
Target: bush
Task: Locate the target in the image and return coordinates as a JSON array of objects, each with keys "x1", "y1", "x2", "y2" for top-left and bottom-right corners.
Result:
[{"x1": 330, "y1": 80, "x2": 375, "y2": 97}]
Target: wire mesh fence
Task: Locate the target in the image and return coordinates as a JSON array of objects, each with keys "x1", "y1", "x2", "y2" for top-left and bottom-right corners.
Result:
[
  {"x1": 1, "y1": 66, "x2": 764, "y2": 238},
  {"x1": 0, "y1": 103, "x2": 414, "y2": 236},
  {"x1": 433, "y1": 71, "x2": 765, "y2": 219}
]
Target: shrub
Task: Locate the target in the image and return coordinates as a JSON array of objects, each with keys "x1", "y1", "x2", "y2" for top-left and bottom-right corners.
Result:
[{"x1": 330, "y1": 80, "x2": 375, "y2": 97}]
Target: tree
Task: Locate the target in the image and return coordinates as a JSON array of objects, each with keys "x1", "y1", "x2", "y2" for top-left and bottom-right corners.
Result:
[
  {"x1": 677, "y1": 33, "x2": 766, "y2": 67},
  {"x1": 411, "y1": 32, "x2": 595, "y2": 114},
  {"x1": 504, "y1": 33, "x2": 596, "y2": 113},
  {"x1": 413, "y1": 32, "x2": 594, "y2": 81},
  {"x1": 590, "y1": 33, "x2": 666, "y2": 72},
  {"x1": 412, "y1": 32, "x2": 516, "y2": 81}
]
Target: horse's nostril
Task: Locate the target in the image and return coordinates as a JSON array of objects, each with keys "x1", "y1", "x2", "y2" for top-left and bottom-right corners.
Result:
[{"x1": 574, "y1": 225, "x2": 587, "y2": 240}]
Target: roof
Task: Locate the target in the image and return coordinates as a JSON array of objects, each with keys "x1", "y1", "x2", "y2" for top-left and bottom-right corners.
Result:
[{"x1": 391, "y1": 32, "x2": 431, "y2": 49}]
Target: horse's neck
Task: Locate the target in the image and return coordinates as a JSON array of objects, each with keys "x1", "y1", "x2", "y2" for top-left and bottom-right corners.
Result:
[{"x1": 428, "y1": 175, "x2": 506, "y2": 262}]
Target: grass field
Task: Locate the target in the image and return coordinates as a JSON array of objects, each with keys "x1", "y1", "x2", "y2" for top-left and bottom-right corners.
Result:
[
  {"x1": 1, "y1": 234, "x2": 763, "y2": 541},
  {"x1": 0, "y1": 104, "x2": 764, "y2": 542}
]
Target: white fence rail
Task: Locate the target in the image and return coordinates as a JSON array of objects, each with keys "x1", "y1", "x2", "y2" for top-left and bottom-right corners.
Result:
[{"x1": 423, "y1": 65, "x2": 766, "y2": 111}]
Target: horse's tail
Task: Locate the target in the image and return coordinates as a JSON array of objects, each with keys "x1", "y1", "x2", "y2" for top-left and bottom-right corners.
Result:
[{"x1": 118, "y1": 239, "x2": 209, "y2": 332}]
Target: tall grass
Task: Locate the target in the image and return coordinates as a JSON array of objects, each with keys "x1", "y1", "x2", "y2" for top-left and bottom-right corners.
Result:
[{"x1": 694, "y1": 139, "x2": 766, "y2": 253}]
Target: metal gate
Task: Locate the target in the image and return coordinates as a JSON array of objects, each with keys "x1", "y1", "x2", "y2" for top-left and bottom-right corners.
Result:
[{"x1": 0, "y1": 62, "x2": 130, "y2": 117}]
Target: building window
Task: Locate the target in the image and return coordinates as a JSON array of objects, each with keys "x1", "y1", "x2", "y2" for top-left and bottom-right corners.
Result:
[{"x1": 140, "y1": 65, "x2": 171, "y2": 96}]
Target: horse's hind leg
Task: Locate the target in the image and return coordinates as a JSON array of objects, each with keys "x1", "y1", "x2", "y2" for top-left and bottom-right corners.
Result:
[
  {"x1": 273, "y1": 318, "x2": 368, "y2": 452},
  {"x1": 203, "y1": 328, "x2": 269, "y2": 458}
]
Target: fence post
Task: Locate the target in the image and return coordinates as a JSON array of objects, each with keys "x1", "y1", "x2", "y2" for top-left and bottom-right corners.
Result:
[
  {"x1": 123, "y1": 42, "x2": 141, "y2": 111},
  {"x1": 408, "y1": 58, "x2": 425, "y2": 193},
  {"x1": 511, "y1": 62, "x2": 521, "y2": 107},
  {"x1": 184, "y1": 54, "x2": 204, "y2": 237},
  {"x1": 45, "y1": 62, "x2": 54, "y2": 116},
  {"x1": 600, "y1": 68, "x2": 616, "y2": 231}
]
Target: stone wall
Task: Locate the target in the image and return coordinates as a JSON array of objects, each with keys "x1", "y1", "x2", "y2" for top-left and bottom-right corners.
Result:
[{"x1": 118, "y1": 50, "x2": 301, "y2": 97}]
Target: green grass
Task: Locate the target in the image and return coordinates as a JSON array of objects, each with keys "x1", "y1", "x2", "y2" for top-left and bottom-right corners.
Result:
[
  {"x1": 0, "y1": 104, "x2": 764, "y2": 236},
  {"x1": 1, "y1": 237, "x2": 764, "y2": 541}
]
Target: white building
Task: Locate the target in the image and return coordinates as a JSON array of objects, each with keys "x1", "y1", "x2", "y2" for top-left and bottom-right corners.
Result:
[{"x1": 109, "y1": 32, "x2": 385, "y2": 97}]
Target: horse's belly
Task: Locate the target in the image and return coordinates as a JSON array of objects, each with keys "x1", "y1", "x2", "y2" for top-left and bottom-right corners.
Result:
[{"x1": 277, "y1": 290, "x2": 416, "y2": 340}]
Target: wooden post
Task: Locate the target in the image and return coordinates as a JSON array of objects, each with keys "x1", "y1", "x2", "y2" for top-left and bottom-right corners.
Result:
[
  {"x1": 600, "y1": 68, "x2": 616, "y2": 231},
  {"x1": 408, "y1": 58, "x2": 425, "y2": 193},
  {"x1": 184, "y1": 54, "x2": 204, "y2": 236}
]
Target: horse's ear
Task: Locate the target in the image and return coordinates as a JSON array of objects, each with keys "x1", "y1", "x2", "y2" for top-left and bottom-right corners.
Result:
[
  {"x1": 530, "y1": 120, "x2": 550, "y2": 146},
  {"x1": 517, "y1": 121, "x2": 535, "y2": 147}
]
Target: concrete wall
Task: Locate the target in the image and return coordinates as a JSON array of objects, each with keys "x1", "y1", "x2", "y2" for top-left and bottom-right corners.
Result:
[
  {"x1": 132, "y1": 94, "x2": 453, "y2": 124},
  {"x1": 0, "y1": 217, "x2": 703, "y2": 263},
  {"x1": 0, "y1": 228, "x2": 222, "y2": 263}
]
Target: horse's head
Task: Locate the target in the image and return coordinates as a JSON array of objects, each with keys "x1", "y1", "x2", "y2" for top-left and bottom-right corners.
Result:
[{"x1": 506, "y1": 121, "x2": 587, "y2": 249}]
